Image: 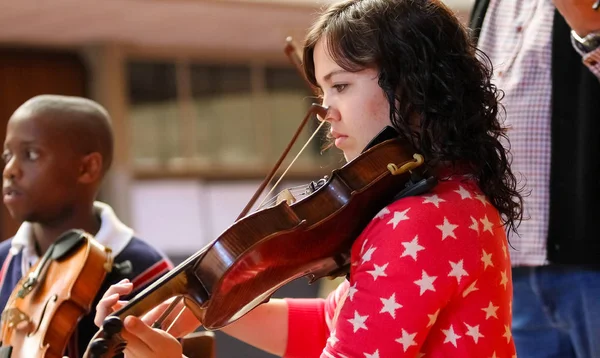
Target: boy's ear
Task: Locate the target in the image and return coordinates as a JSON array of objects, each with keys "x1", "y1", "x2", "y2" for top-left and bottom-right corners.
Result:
[{"x1": 78, "y1": 152, "x2": 103, "y2": 184}]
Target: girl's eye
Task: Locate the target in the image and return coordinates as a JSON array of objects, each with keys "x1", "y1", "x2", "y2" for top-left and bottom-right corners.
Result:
[{"x1": 333, "y1": 84, "x2": 347, "y2": 92}]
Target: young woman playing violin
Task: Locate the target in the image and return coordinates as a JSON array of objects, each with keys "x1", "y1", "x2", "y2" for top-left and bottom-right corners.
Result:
[{"x1": 94, "y1": 0, "x2": 523, "y2": 357}]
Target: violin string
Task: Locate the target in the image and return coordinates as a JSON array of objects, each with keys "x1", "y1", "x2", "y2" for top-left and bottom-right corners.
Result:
[
  {"x1": 256, "y1": 119, "x2": 327, "y2": 211},
  {"x1": 165, "y1": 305, "x2": 187, "y2": 335},
  {"x1": 151, "y1": 296, "x2": 183, "y2": 329}
]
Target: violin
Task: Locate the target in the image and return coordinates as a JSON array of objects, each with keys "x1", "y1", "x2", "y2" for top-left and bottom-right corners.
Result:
[
  {"x1": 0, "y1": 230, "x2": 114, "y2": 358},
  {"x1": 83, "y1": 125, "x2": 431, "y2": 358}
]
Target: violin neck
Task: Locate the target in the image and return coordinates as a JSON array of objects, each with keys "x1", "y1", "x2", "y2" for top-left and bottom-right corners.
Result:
[{"x1": 112, "y1": 249, "x2": 209, "y2": 320}]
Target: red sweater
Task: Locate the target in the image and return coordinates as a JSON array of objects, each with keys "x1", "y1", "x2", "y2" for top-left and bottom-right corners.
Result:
[{"x1": 284, "y1": 177, "x2": 516, "y2": 357}]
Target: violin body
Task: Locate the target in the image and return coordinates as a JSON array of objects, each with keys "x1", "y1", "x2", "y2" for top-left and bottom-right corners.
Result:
[
  {"x1": 0, "y1": 230, "x2": 113, "y2": 358},
  {"x1": 195, "y1": 135, "x2": 421, "y2": 328}
]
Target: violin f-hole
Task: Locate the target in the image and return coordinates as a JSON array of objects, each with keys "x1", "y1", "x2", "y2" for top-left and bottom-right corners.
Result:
[{"x1": 28, "y1": 294, "x2": 58, "y2": 337}]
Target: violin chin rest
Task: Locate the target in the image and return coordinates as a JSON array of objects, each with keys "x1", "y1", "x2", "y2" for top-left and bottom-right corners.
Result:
[{"x1": 51, "y1": 229, "x2": 86, "y2": 260}]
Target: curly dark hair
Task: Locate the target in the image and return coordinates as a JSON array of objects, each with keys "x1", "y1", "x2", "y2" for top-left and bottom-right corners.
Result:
[{"x1": 302, "y1": 0, "x2": 523, "y2": 233}]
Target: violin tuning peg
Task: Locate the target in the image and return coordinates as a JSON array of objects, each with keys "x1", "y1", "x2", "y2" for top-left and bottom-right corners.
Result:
[
  {"x1": 88, "y1": 338, "x2": 109, "y2": 358},
  {"x1": 102, "y1": 316, "x2": 123, "y2": 337}
]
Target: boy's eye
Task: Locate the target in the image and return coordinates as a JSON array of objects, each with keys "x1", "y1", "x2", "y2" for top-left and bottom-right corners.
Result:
[
  {"x1": 26, "y1": 149, "x2": 39, "y2": 161},
  {"x1": 1, "y1": 151, "x2": 11, "y2": 164}
]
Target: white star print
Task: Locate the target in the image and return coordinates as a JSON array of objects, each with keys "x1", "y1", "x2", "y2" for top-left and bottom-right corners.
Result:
[
  {"x1": 361, "y1": 245, "x2": 376, "y2": 264},
  {"x1": 503, "y1": 324, "x2": 512, "y2": 343},
  {"x1": 442, "y1": 325, "x2": 462, "y2": 347},
  {"x1": 414, "y1": 270, "x2": 437, "y2": 295},
  {"x1": 380, "y1": 293, "x2": 402, "y2": 319},
  {"x1": 347, "y1": 311, "x2": 368, "y2": 333},
  {"x1": 348, "y1": 282, "x2": 358, "y2": 301},
  {"x1": 423, "y1": 194, "x2": 446, "y2": 208},
  {"x1": 481, "y1": 250, "x2": 494, "y2": 270},
  {"x1": 401, "y1": 235, "x2": 425, "y2": 261},
  {"x1": 475, "y1": 194, "x2": 488, "y2": 205},
  {"x1": 364, "y1": 350, "x2": 380, "y2": 358},
  {"x1": 502, "y1": 243, "x2": 508, "y2": 258},
  {"x1": 327, "y1": 329, "x2": 338, "y2": 347},
  {"x1": 455, "y1": 186, "x2": 472, "y2": 199},
  {"x1": 469, "y1": 216, "x2": 479, "y2": 234},
  {"x1": 437, "y1": 217, "x2": 458, "y2": 240},
  {"x1": 367, "y1": 263, "x2": 389, "y2": 281},
  {"x1": 387, "y1": 208, "x2": 410, "y2": 229},
  {"x1": 417, "y1": 353, "x2": 426, "y2": 358},
  {"x1": 464, "y1": 322, "x2": 485, "y2": 343},
  {"x1": 427, "y1": 309, "x2": 440, "y2": 327},
  {"x1": 374, "y1": 207, "x2": 390, "y2": 219},
  {"x1": 462, "y1": 280, "x2": 479, "y2": 298},
  {"x1": 448, "y1": 260, "x2": 469, "y2": 284},
  {"x1": 481, "y1": 301, "x2": 499, "y2": 320},
  {"x1": 490, "y1": 352, "x2": 497, "y2": 358},
  {"x1": 500, "y1": 270, "x2": 508, "y2": 289},
  {"x1": 395, "y1": 329, "x2": 417, "y2": 352},
  {"x1": 480, "y1": 215, "x2": 494, "y2": 234}
]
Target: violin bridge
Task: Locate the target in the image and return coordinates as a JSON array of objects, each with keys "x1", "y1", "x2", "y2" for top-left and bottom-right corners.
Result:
[
  {"x1": 1, "y1": 308, "x2": 30, "y2": 329},
  {"x1": 276, "y1": 189, "x2": 297, "y2": 206}
]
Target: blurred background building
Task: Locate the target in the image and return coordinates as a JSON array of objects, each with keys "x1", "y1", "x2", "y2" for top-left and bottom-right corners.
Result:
[{"x1": 0, "y1": 0, "x2": 473, "y2": 356}]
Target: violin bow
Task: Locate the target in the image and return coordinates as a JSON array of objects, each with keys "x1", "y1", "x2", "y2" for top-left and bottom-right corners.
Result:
[{"x1": 236, "y1": 37, "x2": 324, "y2": 220}]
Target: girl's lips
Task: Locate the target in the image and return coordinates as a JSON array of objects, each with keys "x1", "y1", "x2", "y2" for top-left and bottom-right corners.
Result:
[{"x1": 334, "y1": 136, "x2": 348, "y2": 147}]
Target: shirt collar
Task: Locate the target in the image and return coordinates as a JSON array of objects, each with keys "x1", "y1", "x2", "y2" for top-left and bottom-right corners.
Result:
[{"x1": 10, "y1": 201, "x2": 134, "y2": 269}]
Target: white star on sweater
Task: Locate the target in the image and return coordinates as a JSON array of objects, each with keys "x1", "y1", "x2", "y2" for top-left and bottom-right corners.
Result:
[
  {"x1": 364, "y1": 350, "x2": 380, "y2": 358},
  {"x1": 480, "y1": 215, "x2": 494, "y2": 234},
  {"x1": 327, "y1": 329, "x2": 338, "y2": 347},
  {"x1": 476, "y1": 194, "x2": 488, "y2": 205},
  {"x1": 380, "y1": 293, "x2": 402, "y2": 319},
  {"x1": 374, "y1": 207, "x2": 390, "y2": 219},
  {"x1": 395, "y1": 329, "x2": 417, "y2": 352},
  {"x1": 367, "y1": 263, "x2": 389, "y2": 281},
  {"x1": 427, "y1": 309, "x2": 440, "y2": 327},
  {"x1": 469, "y1": 216, "x2": 479, "y2": 234},
  {"x1": 387, "y1": 208, "x2": 410, "y2": 229},
  {"x1": 464, "y1": 322, "x2": 484, "y2": 343},
  {"x1": 437, "y1": 217, "x2": 458, "y2": 240},
  {"x1": 414, "y1": 270, "x2": 437, "y2": 295},
  {"x1": 423, "y1": 194, "x2": 446, "y2": 208},
  {"x1": 481, "y1": 301, "x2": 499, "y2": 320},
  {"x1": 500, "y1": 270, "x2": 509, "y2": 289},
  {"x1": 503, "y1": 324, "x2": 512, "y2": 343},
  {"x1": 448, "y1": 260, "x2": 469, "y2": 284},
  {"x1": 348, "y1": 311, "x2": 368, "y2": 333},
  {"x1": 361, "y1": 245, "x2": 376, "y2": 264},
  {"x1": 348, "y1": 282, "x2": 358, "y2": 301},
  {"x1": 401, "y1": 235, "x2": 425, "y2": 261},
  {"x1": 481, "y1": 250, "x2": 494, "y2": 270},
  {"x1": 462, "y1": 280, "x2": 479, "y2": 298},
  {"x1": 455, "y1": 186, "x2": 472, "y2": 199},
  {"x1": 442, "y1": 325, "x2": 462, "y2": 347}
]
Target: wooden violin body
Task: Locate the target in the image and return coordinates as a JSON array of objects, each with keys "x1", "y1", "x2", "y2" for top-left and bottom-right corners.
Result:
[
  {"x1": 84, "y1": 129, "x2": 433, "y2": 358},
  {"x1": 0, "y1": 230, "x2": 113, "y2": 358}
]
